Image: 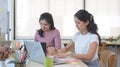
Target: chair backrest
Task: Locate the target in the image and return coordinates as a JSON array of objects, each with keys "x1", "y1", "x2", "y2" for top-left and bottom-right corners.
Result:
[
  {"x1": 100, "y1": 50, "x2": 117, "y2": 67},
  {"x1": 98, "y1": 42, "x2": 106, "y2": 53}
]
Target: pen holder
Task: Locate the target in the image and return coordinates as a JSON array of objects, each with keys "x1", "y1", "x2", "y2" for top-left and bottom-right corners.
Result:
[
  {"x1": 14, "y1": 62, "x2": 26, "y2": 67},
  {"x1": 44, "y1": 57, "x2": 53, "y2": 67}
]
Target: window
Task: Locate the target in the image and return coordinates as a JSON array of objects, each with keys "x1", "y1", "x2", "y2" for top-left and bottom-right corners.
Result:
[
  {"x1": 86, "y1": 0, "x2": 120, "y2": 37},
  {"x1": 15, "y1": 0, "x2": 49, "y2": 39},
  {"x1": 15, "y1": 0, "x2": 83, "y2": 39},
  {"x1": 15, "y1": 0, "x2": 120, "y2": 39}
]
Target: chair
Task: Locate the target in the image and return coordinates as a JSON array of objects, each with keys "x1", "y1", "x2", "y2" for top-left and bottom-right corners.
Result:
[
  {"x1": 98, "y1": 42, "x2": 106, "y2": 53},
  {"x1": 100, "y1": 50, "x2": 117, "y2": 67},
  {"x1": 98, "y1": 42, "x2": 107, "y2": 59}
]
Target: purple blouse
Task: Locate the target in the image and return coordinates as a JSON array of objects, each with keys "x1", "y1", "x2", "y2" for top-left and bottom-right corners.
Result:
[{"x1": 34, "y1": 29, "x2": 61, "y2": 49}]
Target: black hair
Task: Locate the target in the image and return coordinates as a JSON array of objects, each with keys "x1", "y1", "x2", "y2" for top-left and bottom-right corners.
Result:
[
  {"x1": 37, "y1": 12, "x2": 56, "y2": 37},
  {"x1": 74, "y1": 9, "x2": 101, "y2": 46}
]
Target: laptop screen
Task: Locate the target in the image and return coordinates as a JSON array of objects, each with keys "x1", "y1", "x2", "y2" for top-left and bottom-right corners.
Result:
[
  {"x1": 40, "y1": 42, "x2": 46, "y2": 56},
  {"x1": 24, "y1": 41, "x2": 46, "y2": 63}
]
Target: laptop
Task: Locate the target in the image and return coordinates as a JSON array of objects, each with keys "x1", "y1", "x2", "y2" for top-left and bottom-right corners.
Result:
[
  {"x1": 24, "y1": 41, "x2": 66, "y2": 65},
  {"x1": 24, "y1": 41, "x2": 46, "y2": 64}
]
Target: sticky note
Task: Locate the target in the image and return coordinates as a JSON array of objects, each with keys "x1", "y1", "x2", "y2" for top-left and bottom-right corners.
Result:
[{"x1": 70, "y1": 62, "x2": 78, "y2": 64}]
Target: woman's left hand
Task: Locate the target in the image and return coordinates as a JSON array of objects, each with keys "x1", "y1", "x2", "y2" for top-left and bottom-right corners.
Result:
[{"x1": 54, "y1": 52, "x2": 67, "y2": 58}]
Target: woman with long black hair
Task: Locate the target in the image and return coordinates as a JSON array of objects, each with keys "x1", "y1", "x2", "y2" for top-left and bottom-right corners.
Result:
[
  {"x1": 34, "y1": 12, "x2": 61, "y2": 55},
  {"x1": 55, "y1": 9, "x2": 100, "y2": 67}
]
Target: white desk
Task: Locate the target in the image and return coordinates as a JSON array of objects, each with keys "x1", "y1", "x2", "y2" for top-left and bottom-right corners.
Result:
[{"x1": 26, "y1": 59, "x2": 88, "y2": 67}]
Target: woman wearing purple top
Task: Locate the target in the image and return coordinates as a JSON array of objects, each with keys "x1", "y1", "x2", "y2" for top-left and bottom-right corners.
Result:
[{"x1": 34, "y1": 12, "x2": 61, "y2": 55}]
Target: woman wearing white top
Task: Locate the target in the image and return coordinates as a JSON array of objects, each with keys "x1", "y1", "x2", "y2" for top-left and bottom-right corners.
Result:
[{"x1": 55, "y1": 9, "x2": 101, "y2": 67}]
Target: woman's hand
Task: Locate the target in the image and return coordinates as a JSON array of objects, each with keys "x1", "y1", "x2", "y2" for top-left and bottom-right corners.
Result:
[
  {"x1": 47, "y1": 47, "x2": 56, "y2": 55},
  {"x1": 47, "y1": 47, "x2": 63, "y2": 55},
  {"x1": 47, "y1": 47, "x2": 67, "y2": 58},
  {"x1": 55, "y1": 52, "x2": 67, "y2": 58}
]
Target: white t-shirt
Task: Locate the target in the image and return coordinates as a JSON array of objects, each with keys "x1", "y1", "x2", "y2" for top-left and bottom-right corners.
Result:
[{"x1": 72, "y1": 32, "x2": 99, "y2": 62}]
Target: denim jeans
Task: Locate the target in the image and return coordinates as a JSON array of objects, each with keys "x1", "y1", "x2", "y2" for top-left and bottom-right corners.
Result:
[{"x1": 83, "y1": 59, "x2": 100, "y2": 67}]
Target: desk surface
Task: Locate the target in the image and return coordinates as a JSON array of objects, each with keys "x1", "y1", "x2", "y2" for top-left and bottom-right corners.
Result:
[
  {"x1": 26, "y1": 59, "x2": 88, "y2": 67},
  {"x1": 106, "y1": 43, "x2": 120, "y2": 46},
  {"x1": 105, "y1": 41, "x2": 120, "y2": 45}
]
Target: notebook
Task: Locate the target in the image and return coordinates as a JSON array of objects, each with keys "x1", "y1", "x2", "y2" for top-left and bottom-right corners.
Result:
[{"x1": 24, "y1": 41, "x2": 66, "y2": 65}]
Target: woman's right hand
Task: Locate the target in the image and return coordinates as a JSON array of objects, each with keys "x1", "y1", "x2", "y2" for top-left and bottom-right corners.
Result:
[{"x1": 47, "y1": 47, "x2": 56, "y2": 55}]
